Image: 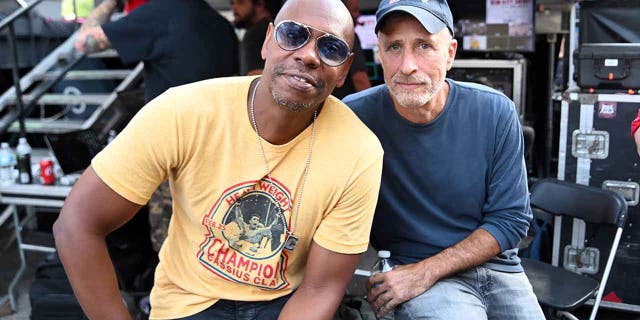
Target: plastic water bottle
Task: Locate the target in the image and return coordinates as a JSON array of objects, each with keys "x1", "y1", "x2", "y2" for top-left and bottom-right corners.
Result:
[
  {"x1": 107, "y1": 130, "x2": 117, "y2": 144},
  {"x1": 372, "y1": 250, "x2": 393, "y2": 287},
  {"x1": 16, "y1": 137, "x2": 33, "y2": 184},
  {"x1": 0, "y1": 142, "x2": 16, "y2": 186},
  {"x1": 372, "y1": 250, "x2": 394, "y2": 318},
  {"x1": 376, "y1": 250, "x2": 393, "y2": 273}
]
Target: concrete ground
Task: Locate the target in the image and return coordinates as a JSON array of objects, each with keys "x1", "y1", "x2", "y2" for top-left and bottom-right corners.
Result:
[{"x1": 0, "y1": 227, "x2": 49, "y2": 320}]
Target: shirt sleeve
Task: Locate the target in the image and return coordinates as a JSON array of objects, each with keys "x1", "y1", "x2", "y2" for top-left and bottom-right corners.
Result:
[
  {"x1": 479, "y1": 103, "x2": 532, "y2": 252},
  {"x1": 631, "y1": 108, "x2": 640, "y2": 137},
  {"x1": 91, "y1": 90, "x2": 180, "y2": 205},
  {"x1": 101, "y1": 2, "x2": 167, "y2": 64},
  {"x1": 313, "y1": 151, "x2": 383, "y2": 254}
]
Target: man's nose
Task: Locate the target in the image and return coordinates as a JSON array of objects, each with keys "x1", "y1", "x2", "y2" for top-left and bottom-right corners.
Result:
[
  {"x1": 399, "y1": 51, "x2": 418, "y2": 75},
  {"x1": 293, "y1": 39, "x2": 321, "y2": 69}
]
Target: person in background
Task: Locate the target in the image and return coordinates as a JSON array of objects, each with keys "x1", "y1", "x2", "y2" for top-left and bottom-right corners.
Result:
[
  {"x1": 75, "y1": 0, "x2": 239, "y2": 103},
  {"x1": 75, "y1": 0, "x2": 240, "y2": 255},
  {"x1": 332, "y1": 0, "x2": 371, "y2": 99},
  {"x1": 344, "y1": 0, "x2": 544, "y2": 319},
  {"x1": 54, "y1": 0, "x2": 384, "y2": 318},
  {"x1": 632, "y1": 109, "x2": 640, "y2": 156},
  {"x1": 61, "y1": 0, "x2": 94, "y2": 21},
  {"x1": 232, "y1": 0, "x2": 282, "y2": 75}
]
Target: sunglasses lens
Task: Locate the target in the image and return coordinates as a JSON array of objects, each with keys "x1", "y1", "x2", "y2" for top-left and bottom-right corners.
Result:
[
  {"x1": 317, "y1": 36, "x2": 350, "y2": 66},
  {"x1": 274, "y1": 21, "x2": 351, "y2": 67},
  {"x1": 275, "y1": 21, "x2": 310, "y2": 50}
]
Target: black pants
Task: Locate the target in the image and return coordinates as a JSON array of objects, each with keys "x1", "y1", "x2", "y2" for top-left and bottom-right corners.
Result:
[{"x1": 176, "y1": 293, "x2": 292, "y2": 320}]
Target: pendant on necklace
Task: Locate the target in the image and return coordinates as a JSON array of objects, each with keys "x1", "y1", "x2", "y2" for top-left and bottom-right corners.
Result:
[{"x1": 284, "y1": 232, "x2": 299, "y2": 251}]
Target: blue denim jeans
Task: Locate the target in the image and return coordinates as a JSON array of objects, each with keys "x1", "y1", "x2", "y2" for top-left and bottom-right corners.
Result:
[
  {"x1": 175, "y1": 293, "x2": 292, "y2": 320},
  {"x1": 394, "y1": 266, "x2": 545, "y2": 320}
]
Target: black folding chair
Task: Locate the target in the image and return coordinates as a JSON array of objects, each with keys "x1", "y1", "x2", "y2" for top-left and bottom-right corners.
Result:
[{"x1": 522, "y1": 178, "x2": 627, "y2": 320}]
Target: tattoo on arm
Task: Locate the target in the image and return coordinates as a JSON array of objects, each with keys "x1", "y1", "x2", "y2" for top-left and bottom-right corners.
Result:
[{"x1": 81, "y1": 0, "x2": 119, "y2": 29}]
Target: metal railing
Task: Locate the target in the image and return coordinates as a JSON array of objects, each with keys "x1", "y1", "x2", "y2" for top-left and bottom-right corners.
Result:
[
  {"x1": 1, "y1": 0, "x2": 46, "y2": 137},
  {"x1": 0, "y1": 0, "x2": 87, "y2": 136}
]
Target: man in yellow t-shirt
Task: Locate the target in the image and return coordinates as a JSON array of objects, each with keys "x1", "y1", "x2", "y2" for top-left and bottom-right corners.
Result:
[{"x1": 53, "y1": 0, "x2": 383, "y2": 319}]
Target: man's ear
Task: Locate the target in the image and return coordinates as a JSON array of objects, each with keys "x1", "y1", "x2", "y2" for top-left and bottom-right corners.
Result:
[
  {"x1": 446, "y1": 38, "x2": 458, "y2": 71},
  {"x1": 335, "y1": 55, "x2": 354, "y2": 88},
  {"x1": 261, "y1": 22, "x2": 274, "y2": 60}
]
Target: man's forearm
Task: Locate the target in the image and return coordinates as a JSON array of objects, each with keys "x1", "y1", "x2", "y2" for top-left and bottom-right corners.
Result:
[
  {"x1": 418, "y1": 228, "x2": 501, "y2": 284},
  {"x1": 54, "y1": 222, "x2": 130, "y2": 319},
  {"x1": 82, "y1": 0, "x2": 120, "y2": 29},
  {"x1": 279, "y1": 284, "x2": 346, "y2": 320},
  {"x1": 279, "y1": 244, "x2": 360, "y2": 320}
]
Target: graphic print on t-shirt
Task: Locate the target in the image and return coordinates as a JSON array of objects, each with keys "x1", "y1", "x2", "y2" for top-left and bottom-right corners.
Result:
[{"x1": 197, "y1": 178, "x2": 293, "y2": 290}]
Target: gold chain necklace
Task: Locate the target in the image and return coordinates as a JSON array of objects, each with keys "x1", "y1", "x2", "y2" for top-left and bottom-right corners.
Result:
[{"x1": 249, "y1": 78, "x2": 316, "y2": 251}]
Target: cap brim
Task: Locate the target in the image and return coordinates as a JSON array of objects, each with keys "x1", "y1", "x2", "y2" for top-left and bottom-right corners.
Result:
[{"x1": 375, "y1": 5, "x2": 448, "y2": 35}]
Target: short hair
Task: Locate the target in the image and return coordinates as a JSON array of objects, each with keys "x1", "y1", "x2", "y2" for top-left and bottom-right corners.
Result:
[{"x1": 254, "y1": 0, "x2": 283, "y2": 17}]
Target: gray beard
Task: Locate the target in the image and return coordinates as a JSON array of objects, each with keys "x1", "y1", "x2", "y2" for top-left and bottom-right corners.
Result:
[{"x1": 392, "y1": 79, "x2": 445, "y2": 109}]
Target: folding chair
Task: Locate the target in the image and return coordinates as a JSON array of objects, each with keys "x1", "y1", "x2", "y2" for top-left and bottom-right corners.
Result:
[{"x1": 521, "y1": 178, "x2": 627, "y2": 320}]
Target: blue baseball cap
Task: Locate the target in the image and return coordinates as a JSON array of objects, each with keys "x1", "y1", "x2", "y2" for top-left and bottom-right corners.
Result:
[{"x1": 375, "y1": 0, "x2": 455, "y2": 36}]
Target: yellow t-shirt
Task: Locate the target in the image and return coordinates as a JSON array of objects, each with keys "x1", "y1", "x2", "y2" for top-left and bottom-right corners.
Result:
[{"x1": 92, "y1": 76, "x2": 383, "y2": 319}]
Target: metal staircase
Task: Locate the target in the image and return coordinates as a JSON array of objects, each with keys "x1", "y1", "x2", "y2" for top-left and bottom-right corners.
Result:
[
  {"x1": 0, "y1": 0, "x2": 143, "y2": 136},
  {"x1": 0, "y1": 37, "x2": 143, "y2": 135}
]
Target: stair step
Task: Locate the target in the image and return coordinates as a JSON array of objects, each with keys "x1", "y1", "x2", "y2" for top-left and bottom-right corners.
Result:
[
  {"x1": 35, "y1": 70, "x2": 132, "y2": 81},
  {"x1": 7, "y1": 118, "x2": 85, "y2": 133},
  {"x1": 7, "y1": 93, "x2": 110, "y2": 105}
]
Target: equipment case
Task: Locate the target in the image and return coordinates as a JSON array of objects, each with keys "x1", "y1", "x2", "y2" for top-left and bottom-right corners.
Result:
[
  {"x1": 30, "y1": 255, "x2": 86, "y2": 319},
  {"x1": 574, "y1": 44, "x2": 640, "y2": 91},
  {"x1": 449, "y1": 59, "x2": 527, "y2": 120},
  {"x1": 557, "y1": 92, "x2": 640, "y2": 312}
]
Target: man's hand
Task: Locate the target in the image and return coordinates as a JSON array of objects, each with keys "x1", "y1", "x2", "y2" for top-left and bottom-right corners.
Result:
[
  {"x1": 366, "y1": 262, "x2": 434, "y2": 318},
  {"x1": 74, "y1": 0, "x2": 119, "y2": 54},
  {"x1": 366, "y1": 229, "x2": 501, "y2": 317},
  {"x1": 75, "y1": 27, "x2": 112, "y2": 53}
]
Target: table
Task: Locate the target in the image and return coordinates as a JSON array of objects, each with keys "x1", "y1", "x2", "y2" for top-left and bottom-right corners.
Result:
[{"x1": 0, "y1": 183, "x2": 71, "y2": 312}]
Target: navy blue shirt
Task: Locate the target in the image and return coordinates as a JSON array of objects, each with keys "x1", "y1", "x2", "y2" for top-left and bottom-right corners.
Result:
[
  {"x1": 344, "y1": 80, "x2": 531, "y2": 272},
  {"x1": 239, "y1": 19, "x2": 269, "y2": 75},
  {"x1": 103, "y1": 0, "x2": 239, "y2": 102}
]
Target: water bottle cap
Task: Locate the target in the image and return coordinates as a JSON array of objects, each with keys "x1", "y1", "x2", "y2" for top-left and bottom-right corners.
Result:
[
  {"x1": 0, "y1": 142, "x2": 8, "y2": 148},
  {"x1": 378, "y1": 250, "x2": 390, "y2": 258},
  {"x1": 18, "y1": 137, "x2": 27, "y2": 144}
]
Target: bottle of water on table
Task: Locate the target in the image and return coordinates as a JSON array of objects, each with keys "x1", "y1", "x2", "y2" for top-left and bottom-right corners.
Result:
[{"x1": 0, "y1": 142, "x2": 16, "y2": 186}]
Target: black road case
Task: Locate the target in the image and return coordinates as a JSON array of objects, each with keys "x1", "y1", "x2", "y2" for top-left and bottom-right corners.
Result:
[
  {"x1": 557, "y1": 92, "x2": 640, "y2": 311},
  {"x1": 574, "y1": 44, "x2": 640, "y2": 91}
]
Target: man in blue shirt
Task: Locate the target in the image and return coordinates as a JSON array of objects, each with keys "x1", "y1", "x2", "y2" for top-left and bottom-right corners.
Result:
[{"x1": 344, "y1": 0, "x2": 544, "y2": 319}]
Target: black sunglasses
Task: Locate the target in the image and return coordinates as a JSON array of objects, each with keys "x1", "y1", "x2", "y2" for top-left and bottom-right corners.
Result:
[{"x1": 273, "y1": 20, "x2": 353, "y2": 67}]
